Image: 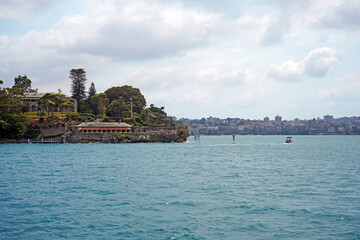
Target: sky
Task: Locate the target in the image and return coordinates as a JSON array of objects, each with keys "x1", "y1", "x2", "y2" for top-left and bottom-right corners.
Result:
[{"x1": 0, "y1": 0, "x2": 359, "y2": 120}]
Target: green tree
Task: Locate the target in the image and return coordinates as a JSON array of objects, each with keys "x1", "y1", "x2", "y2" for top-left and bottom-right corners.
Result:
[
  {"x1": 140, "y1": 108, "x2": 157, "y2": 124},
  {"x1": 87, "y1": 82, "x2": 96, "y2": 102},
  {"x1": 86, "y1": 82, "x2": 97, "y2": 114},
  {"x1": 148, "y1": 104, "x2": 169, "y2": 124},
  {"x1": 13, "y1": 75, "x2": 31, "y2": 92},
  {"x1": 70, "y1": 68, "x2": 87, "y2": 112},
  {"x1": 38, "y1": 93, "x2": 62, "y2": 123},
  {"x1": 91, "y1": 93, "x2": 109, "y2": 116},
  {"x1": 104, "y1": 85, "x2": 146, "y2": 114},
  {"x1": 59, "y1": 100, "x2": 74, "y2": 116},
  {"x1": 0, "y1": 87, "x2": 26, "y2": 139},
  {"x1": 0, "y1": 87, "x2": 24, "y2": 113},
  {"x1": 107, "y1": 98, "x2": 129, "y2": 117}
]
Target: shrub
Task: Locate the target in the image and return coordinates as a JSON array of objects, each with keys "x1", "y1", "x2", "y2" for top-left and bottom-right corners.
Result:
[
  {"x1": 23, "y1": 123, "x2": 41, "y2": 139},
  {"x1": 123, "y1": 118, "x2": 135, "y2": 125},
  {"x1": 115, "y1": 134, "x2": 132, "y2": 141}
]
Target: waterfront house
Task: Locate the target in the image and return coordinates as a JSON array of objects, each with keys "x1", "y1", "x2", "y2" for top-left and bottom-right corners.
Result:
[
  {"x1": 20, "y1": 92, "x2": 77, "y2": 112},
  {"x1": 74, "y1": 121, "x2": 132, "y2": 134}
]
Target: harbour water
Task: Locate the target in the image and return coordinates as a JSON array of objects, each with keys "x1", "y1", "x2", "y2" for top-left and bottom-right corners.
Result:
[{"x1": 1, "y1": 135, "x2": 360, "y2": 239}]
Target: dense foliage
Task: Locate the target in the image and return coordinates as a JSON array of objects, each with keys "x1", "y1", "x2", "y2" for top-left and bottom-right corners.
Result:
[
  {"x1": 38, "y1": 93, "x2": 73, "y2": 123},
  {"x1": 104, "y1": 85, "x2": 146, "y2": 114},
  {"x1": 0, "y1": 86, "x2": 27, "y2": 139},
  {"x1": 91, "y1": 93, "x2": 109, "y2": 116}
]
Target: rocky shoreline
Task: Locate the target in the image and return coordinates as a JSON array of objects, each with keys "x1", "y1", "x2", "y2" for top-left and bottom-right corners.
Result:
[{"x1": 0, "y1": 124, "x2": 189, "y2": 144}]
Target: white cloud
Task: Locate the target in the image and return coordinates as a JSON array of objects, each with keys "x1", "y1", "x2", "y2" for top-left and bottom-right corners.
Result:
[
  {"x1": 303, "y1": 48, "x2": 338, "y2": 77},
  {"x1": 314, "y1": 73, "x2": 360, "y2": 100},
  {"x1": 268, "y1": 60, "x2": 304, "y2": 81},
  {"x1": 189, "y1": 67, "x2": 259, "y2": 86},
  {"x1": 37, "y1": 0, "x2": 221, "y2": 60},
  {"x1": 180, "y1": 90, "x2": 212, "y2": 104},
  {"x1": 268, "y1": 47, "x2": 338, "y2": 81},
  {"x1": 319, "y1": 0, "x2": 360, "y2": 29},
  {"x1": 0, "y1": 0, "x2": 56, "y2": 19},
  {"x1": 260, "y1": 16, "x2": 290, "y2": 46}
]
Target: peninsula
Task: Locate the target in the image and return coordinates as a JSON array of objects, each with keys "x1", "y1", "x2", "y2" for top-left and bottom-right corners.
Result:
[{"x1": 0, "y1": 71, "x2": 189, "y2": 143}]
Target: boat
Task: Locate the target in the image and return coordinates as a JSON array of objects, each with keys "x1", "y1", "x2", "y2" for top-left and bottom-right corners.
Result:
[{"x1": 285, "y1": 137, "x2": 292, "y2": 144}]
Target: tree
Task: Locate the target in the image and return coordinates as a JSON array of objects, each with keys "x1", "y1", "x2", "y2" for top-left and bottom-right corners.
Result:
[
  {"x1": 13, "y1": 75, "x2": 32, "y2": 92},
  {"x1": 86, "y1": 82, "x2": 97, "y2": 114},
  {"x1": 87, "y1": 82, "x2": 97, "y2": 103},
  {"x1": 140, "y1": 108, "x2": 157, "y2": 124},
  {"x1": 104, "y1": 85, "x2": 146, "y2": 114},
  {"x1": 70, "y1": 68, "x2": 87, "y2": 112},
  {"x1": 107, "y1": 98, "x2": 129, "y2": 117},
  {"x1": 59, "y1": 100, "x2": 74, "y2": 117},
  {"x1": 91, "y1": 93, "x2": 109, "y2": 116},
  {"x1": 0, "y1": 87, "x2": 24, "y2": 113},
  {"x1": 0, "y1": 87, "x2": 26, "y2": 139},
  {"x1": 148, "y1": 104, "x2": 170, "y2": 124},
  {"x1": 38, "y1": 93, "x2": 65, "y2": 123}
]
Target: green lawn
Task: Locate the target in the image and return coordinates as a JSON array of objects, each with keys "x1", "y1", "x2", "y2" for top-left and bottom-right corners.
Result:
[{"x1": 25, "y1": 112, "x2": 73, "y2": 118}]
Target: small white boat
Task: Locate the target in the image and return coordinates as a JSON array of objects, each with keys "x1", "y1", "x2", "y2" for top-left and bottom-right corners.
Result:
[{"x1": 285, "y1": 137, "x2": 293, "y2": 144}]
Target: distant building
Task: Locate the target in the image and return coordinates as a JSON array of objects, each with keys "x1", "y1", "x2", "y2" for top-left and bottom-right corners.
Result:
[
  {"x1": 328, "y1": 127, "x2": 336, "y2": 133},
  {"x1": 19, "y1": 92, "x2": 77, "y2": 112},
  {"x1": 74, "y1": 122, "x2": 132, "y2": 134},
  {"x1": 275, "y1": 115, "x2": 282, "y2": 122},
  {"x1": 70, "y1": 121, "x2": 132, "y2": 141},
  {"x1": 308, "y1": 118, "x2": 317, "y2": 127},
  {"x1": 324, "y1": 115, "x2": 334, "y2": 124},
  {"x1": 292, "y1": 118, "x2": 301, "y2": 127},
  {"x1": 264, "y1": 117, "x2": 269, "y2": 123}
]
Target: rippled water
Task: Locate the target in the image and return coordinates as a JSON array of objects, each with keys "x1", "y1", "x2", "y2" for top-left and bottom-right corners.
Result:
[{"x1": 1, "y1": 135, "x2": 360, "y2": 239}]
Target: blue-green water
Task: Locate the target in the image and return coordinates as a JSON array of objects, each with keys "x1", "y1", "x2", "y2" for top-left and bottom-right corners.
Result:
[{"x1": 1, "y1": 136, "x2": 360, "y2": 239}]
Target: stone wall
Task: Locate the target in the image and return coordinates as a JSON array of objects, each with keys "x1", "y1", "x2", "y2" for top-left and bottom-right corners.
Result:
[
  {"x1": 67, "y1": 126, "x2": 182, "y2": 143},
  {"x1": 41, "y1": 126, "x2": 66, "y2": 136}
]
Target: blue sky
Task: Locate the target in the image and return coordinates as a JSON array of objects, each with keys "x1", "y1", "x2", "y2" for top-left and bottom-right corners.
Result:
[{"x1": 0, "y1": 0, "x2": 359, "y2": 120}]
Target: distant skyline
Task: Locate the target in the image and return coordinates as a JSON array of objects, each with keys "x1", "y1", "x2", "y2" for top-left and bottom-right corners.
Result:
[
  {"x1": 180, "y1": 114, "x2": 353, "y2": 122},
  {"x1": 0, "y1": 0, "x2": 359, "y2": 119}
]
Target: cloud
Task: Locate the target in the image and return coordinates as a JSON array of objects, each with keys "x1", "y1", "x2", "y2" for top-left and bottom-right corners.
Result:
[
  {"x1": 314, "y1": 73, "x2": 360, "y2": 100},
  {"x1": 0, "y1": 0, "x2": 56, "y2": 19},
  {"x1": 260, "y1": 16, "x2": 290, "y2": 46},
  {"x1": 180, "y1": 90, "x2": 212, "y2": 104},
  {"x1": 191, "y1": 68, "x2": 259, "y2": 86},
  {"x1": 268, "y1": 47, "x2": 338, "y2": 81},
  {"x1": 319, "y1": 0, "x2": 360, "y2": 29},
  {"x1": 0, "y1": 0, "x2": 223, "y2": 89},
  {"x1": 37, "y1": 0, "x2": 220, "y2": 60},
  {"x1": 267, "y1": 60, "x2": 304, "y2": 81},
  {"x1": 123, "y1": 67, "x2": 176, "y2": 91},
  {"x1": 303, "y1": 48, "x2": 338, "y2": 77}
]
